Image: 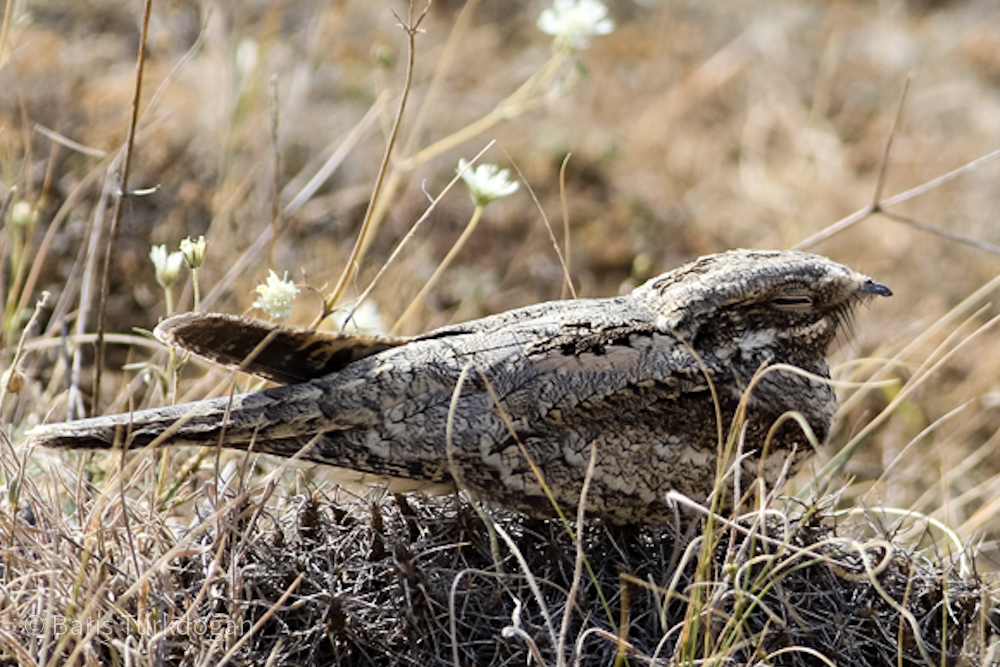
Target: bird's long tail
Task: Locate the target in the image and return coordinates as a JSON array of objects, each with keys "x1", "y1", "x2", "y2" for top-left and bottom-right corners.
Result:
[
  {"x1": 25, "y1": 381, "x2": 335, "y2": 455},
  {"x1": 27, "y1": 382, "x2": 459, "y2": 492}
]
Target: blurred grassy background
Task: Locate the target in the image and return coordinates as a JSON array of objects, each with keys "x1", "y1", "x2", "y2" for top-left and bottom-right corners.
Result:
[{"x1": 3, "y1": 0, "x2": 1000, "y2": 563}]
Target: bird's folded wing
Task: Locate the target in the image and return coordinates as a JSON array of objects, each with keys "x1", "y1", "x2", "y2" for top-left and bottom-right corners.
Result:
[{"x1": 155, "y1": 312, "x2": 410, "y2": 384}]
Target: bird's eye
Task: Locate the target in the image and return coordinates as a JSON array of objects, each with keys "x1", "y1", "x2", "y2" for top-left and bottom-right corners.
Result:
[{"x1": 771, "y1": 295, "x2": 813, "y2": 309}]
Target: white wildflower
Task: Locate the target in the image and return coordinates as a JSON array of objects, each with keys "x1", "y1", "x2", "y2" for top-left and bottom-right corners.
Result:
[
  {"x1": 180, "y1": 235, "x2": 207, "y2": 269},
  {"x1": 150, "y1": 244, "x2": 185, "y2": 288},
  {"x1": 343, "y1": 300, "x2": 386, "y2": 334},
  {"x1": 253, "y1": 270, "x2": 299, "y2": 319},
  {"x1": 537, "y1": 0, "x2": 614, "y2": 50},
  {"x1": 457, "y1": 159, "x2": 519, "y2": 207}
]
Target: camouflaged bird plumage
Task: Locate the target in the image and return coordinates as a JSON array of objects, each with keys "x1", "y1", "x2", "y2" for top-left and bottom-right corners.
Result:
[{"x1": 27, "y1": 249, "x2": 891, "y2": 524}]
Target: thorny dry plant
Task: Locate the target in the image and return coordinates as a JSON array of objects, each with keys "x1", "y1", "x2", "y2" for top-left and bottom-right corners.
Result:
[{"x1": 1, "y1": 452, "x2": 995, "y2": 666}]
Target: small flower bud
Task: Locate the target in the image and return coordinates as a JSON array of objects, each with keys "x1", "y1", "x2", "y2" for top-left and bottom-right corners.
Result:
[
  {"x1": 180, "y1": 235, "x2": 207, "y2": 269},
  {"x1": 150, "y1": 244, "x2": 185, "y2": 288},
  {"x1": 11, "y1": 201, "x2": 37, "y2": 227},
  {"x1": 2, "y1": 367, "x2": 24, "y2": 394}
]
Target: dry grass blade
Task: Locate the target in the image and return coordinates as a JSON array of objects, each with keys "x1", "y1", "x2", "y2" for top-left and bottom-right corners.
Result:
[
  {"x1": 92, "y1": 0, "x2": 154, "y2": 412},
  {"x1": 316, "y1": 1, "x2": 431, "y2": 326}
]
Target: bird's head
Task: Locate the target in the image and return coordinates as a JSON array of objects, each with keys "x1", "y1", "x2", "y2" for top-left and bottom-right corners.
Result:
[{"x1": 636, "y1": 249, "x2": 891, "y2": 365}]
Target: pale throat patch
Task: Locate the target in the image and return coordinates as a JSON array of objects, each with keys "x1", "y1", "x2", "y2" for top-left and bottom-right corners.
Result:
[
  {"x1": 778, "y1": 317, "x2": 832, "y2": 343},
  {"x1": 738, "y1": 329, "x2": 777, "y2": 353}
]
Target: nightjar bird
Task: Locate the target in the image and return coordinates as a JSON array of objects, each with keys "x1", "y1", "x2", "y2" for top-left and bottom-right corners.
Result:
[{"x1": 28, "y1": 249, "x2": 891, "y2": 524}]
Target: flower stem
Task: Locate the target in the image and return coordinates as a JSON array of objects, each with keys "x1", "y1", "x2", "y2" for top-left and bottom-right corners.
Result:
[
  {"x1": 392, "y1": 204, "x2": 484, "y2": 334},
  {"x1": 191, "y1": 267, "x2": 201, "y2": 311}
]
